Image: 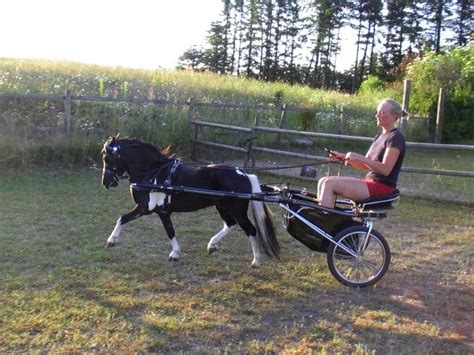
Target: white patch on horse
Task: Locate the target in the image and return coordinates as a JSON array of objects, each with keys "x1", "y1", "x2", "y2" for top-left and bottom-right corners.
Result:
[
  {"x1": 235, "y1": 168, "x2": 246, "y2": 176},
  {"x1": 169, "y1": 237, "x2": 181, "y2": 260},
  {"x1": 207, "y1": 223, "x2": 236, "y2": 252},
  {"x1": 107, "y1": 217, "x2": 122, "y2": 245},
  {"x1": 148, "y1": 192, "x2": 168, "y2": 211},
  {"x1": 249, "y1": 235, "x2": 261, "y2": 268}
]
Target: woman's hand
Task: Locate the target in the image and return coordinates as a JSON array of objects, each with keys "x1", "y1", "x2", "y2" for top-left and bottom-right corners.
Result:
[
  {"x1": 345, "y1": 152, "x2": 365, "y2": 162},
  {"x1": 345, "y1": 149, "x2": 401, "y2": 175},
  {"x1": 328, "y1": 150, "x2": 345, "y2": 162},
  {"x1": 344, "y1": 152, "x2": 370, "y2": 171}
]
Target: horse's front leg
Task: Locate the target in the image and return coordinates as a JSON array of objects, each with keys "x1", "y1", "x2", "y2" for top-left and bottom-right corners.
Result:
[
  {"x1": 158, "y1": 211, "x2": 180, "y2": 262},
  {"x1": 107, "y1": 205, "x2": 144, "y2": 247}
]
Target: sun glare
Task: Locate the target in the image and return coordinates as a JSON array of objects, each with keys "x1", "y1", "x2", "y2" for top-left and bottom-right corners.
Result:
[{"x1": 1, "y1": 0, "x2": 222, "y2": 70}]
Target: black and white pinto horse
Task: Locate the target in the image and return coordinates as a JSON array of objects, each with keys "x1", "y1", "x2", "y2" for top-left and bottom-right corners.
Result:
[{"x1": 101, "y1": 136, "x2": 280, "y2": 267}]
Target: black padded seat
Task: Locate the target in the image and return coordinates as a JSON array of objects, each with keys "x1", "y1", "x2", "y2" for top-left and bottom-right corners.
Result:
[{"x1": 357, "y1": 189, "x2": 400, "y2": 210}]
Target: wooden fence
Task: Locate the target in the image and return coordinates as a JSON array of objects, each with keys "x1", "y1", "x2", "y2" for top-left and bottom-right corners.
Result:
[
  {"x1": 191, "y1": 120, "x2": 474, "y2": 178},
  {"x1": 1, "y1": 90, "x2": 470, "y2": 179},
  {"x1": 0, "y1": 86, "x2": 437, "y2": 141}
]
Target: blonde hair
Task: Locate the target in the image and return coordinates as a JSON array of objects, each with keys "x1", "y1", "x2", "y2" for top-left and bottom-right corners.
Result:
[{"x1": 380, "y1": 99, "x2": 408, "y2": 119}]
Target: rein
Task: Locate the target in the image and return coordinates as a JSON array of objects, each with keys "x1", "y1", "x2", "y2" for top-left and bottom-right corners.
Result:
[
  {"x1": 242, "y1": 160, "x2": 341, "y2": 172},
  {"x1": 101, "y1": 139, "x2": 345, "y2": 181}
]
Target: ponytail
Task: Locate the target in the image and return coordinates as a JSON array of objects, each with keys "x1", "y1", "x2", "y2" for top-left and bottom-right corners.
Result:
[{"x1": 381, "y1": 99, "x2": 407, "y2": 119}]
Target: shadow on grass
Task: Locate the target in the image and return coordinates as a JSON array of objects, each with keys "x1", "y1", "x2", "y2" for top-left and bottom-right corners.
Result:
[{"x1": 0, "y1": 169, "x2": 472, "y2": 352}]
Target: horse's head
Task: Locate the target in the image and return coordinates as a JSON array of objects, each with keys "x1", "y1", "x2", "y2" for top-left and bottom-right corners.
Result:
[{"x1": 101, "y1": 135, "x2": 127, "y2": 189}]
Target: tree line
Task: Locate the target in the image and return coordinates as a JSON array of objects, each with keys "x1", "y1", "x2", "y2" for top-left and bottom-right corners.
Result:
[{"x1": 178, "y1": 0, "x2": 471, "y2": 92}]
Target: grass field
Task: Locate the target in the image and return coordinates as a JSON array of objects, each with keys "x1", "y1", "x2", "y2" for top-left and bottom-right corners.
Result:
[{"x1": 0, "y1": 168, "x2": 472, "y2": 353}]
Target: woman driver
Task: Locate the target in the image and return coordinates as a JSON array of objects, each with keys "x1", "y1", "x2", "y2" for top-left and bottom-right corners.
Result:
[{"x1": 317, "y1": 99, "x2": 407, "y2": 208}]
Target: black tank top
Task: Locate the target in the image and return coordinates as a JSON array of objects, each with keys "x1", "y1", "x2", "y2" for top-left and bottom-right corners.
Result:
[{"x1": 366, "y1": 128, "x2": 406, "y2": 187}]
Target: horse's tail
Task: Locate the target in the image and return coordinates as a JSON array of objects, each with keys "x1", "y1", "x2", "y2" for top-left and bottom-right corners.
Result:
[{"x1": 247, "y1": 174, "x2": 281, "y2": 260}]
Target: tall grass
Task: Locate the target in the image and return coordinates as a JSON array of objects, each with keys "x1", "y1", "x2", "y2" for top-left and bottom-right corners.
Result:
[{"x1": 0, "y1": 57, "x2": 405, "y2": 167}]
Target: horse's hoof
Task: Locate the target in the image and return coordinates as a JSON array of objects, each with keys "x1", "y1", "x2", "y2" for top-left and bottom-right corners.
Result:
[
  {"x1": 250, "y1": 263, "x2": 260, "y2": 269},
  {"x1": 107, "y1": 242, "x2": 116, "y2": 248},
  {"x1": 208, "y1": 245, "x2": 217, "y2": 255},
  {"x1": 168, "y1": 257, "x2": 179, "y2": 262}
]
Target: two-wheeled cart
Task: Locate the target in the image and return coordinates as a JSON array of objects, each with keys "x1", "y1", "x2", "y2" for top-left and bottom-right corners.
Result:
[{"x1": 132, "y1": 182, "x2": 400, "y2": 288}]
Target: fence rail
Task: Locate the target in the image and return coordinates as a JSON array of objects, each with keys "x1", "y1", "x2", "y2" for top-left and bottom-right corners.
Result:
[
  {"x1": 1, "y1": 90, "x2": 434, "y2": 140},
  {"x1": 191, "y1": 121, "x2": 474, "y2": 178}
]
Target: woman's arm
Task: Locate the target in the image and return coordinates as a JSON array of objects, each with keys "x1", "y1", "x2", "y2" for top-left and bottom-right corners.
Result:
[{"x1": 345, "y1": 148, "x2": 400, "y2": 176}]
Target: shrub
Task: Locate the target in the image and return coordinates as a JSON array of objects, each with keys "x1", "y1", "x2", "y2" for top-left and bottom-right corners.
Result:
[
  {"x1": 358, "y1": 75, "x2": 386, "y2": 94},
  {"x1": 406, "y1": 44, "x2": 473, "y2": 142}
]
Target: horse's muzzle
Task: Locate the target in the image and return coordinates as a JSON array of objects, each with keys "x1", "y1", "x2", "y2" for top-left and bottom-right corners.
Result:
[
  {"x1": 104, "y1": 180, "x2": 119, "y2": 189},
  {"x1": 102, "y1": 170, "x2": 120, "y2": 189}
]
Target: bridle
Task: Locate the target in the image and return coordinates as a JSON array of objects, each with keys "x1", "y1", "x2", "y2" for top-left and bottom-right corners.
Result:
[
  {"x1": 102, "y1": 143, "x2": 126, "y2": 184},
  {"x1": 102, "y1": 141, "x2": 148, "y2": 184}
]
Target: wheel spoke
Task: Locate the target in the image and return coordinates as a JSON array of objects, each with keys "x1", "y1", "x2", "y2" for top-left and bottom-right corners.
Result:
[
  {"x1": 329, "y1": 229, "x2": 389, "y2": 287},
  {"x1": 358, "y1": 258, "x2": 380, "y2": 272}
]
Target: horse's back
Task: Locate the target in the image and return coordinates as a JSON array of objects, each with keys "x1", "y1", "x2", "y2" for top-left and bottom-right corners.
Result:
[{"x1": 167, "y1": 164, "x2": 252, "y2": 212}]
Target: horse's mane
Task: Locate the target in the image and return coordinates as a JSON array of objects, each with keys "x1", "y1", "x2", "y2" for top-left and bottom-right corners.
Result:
[{"x1": 118, "y1": 138, "x2": 173, "y2": 158}]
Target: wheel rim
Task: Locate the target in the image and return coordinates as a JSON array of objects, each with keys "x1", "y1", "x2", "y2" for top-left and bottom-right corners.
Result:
[{"x1": 332, "y1": 231, "x2": 386, "y2": 285}]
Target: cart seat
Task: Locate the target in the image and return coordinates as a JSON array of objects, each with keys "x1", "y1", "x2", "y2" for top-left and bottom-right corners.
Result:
[
  {"x1": 357, "y1": 190, "x2": 400, "y2": 210},
  {"x1": 335, "y1": 190, "x2": 400, "y2": 212}
]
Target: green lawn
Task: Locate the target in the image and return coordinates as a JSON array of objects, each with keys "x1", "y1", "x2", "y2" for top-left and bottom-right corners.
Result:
[{"x1": 0, "y1": 169, "x2": 472, "y2": 352}]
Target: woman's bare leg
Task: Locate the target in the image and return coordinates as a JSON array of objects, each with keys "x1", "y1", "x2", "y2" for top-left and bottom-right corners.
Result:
[
  {"x1": 319, "y1": 176, "x2": 370, "y2": 207},
  {"x1": 317, "y1": 176, "x2": 328, "y2": 200}
]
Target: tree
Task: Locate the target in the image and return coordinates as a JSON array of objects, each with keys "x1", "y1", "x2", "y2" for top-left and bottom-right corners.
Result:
[
  {"x1": 448, "y1": 0, "x2": 472, "y2": 47},
  {"x1": 348, "y1": 0, "x2": 383, "y2": 91},
  {"x1": 177, "y1": 46, "x2": 209, "y2": 71},
  {"x1": 406, "y1": 44, "x2": 473, "y2": 141},
  {"x1": 424, "y1": 0, "x2": 453, "y2": 54},
  {"x1": 207, "y1": 21, "x2": 228, "y2": 73},
  {"x1": 304, "y1": 0, "x2": 346, "y2": 88},
  {"x1": 242, "y1": 0, "x2": 261, "y2": 77}
]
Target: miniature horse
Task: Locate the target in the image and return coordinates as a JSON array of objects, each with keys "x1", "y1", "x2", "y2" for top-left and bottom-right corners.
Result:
[{"x1": 101, "y1": 135, "x2": 280, "y2": 267}]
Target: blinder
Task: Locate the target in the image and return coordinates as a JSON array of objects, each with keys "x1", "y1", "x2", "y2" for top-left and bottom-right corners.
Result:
[{"x1": 102, "y1": 141, "x2": 125, "y2": 187}]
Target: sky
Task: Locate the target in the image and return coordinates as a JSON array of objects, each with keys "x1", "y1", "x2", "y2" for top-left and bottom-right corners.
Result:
[
  {"x1": 1, "y1": 0, "x2": 354, "y2": 71},
  {"x1": 1, "y1": 0, "x2": 223, "y2": 70}
]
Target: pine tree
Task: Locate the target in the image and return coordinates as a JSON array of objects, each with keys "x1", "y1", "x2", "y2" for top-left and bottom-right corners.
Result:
[
  {"x1": 424, "y1": 0, "x2": 453, "y2": 54},
  {"x1": 447, "y1": 0, "x2": 471, "y2": 46},
  {"x1": 242, "y1": 0, "x2": 261, "y2": 77}
]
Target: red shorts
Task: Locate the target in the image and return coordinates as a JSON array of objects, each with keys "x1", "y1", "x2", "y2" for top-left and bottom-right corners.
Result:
[{"x1": 363, "y1": 178, "x2": 396, "y2": 198}]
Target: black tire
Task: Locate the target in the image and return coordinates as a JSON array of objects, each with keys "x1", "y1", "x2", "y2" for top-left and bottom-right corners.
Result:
[{"x1": 327, "y1": 226, "x2": 390, "y2": 288}]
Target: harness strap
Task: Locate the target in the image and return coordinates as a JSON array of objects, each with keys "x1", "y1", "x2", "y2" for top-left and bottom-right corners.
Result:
[
  {"x1": 157, "y1": 159, "x2": 181, "y2": 212},
  {"x1": 164, "y1": 159, "x2": 181, "y2": 186}
]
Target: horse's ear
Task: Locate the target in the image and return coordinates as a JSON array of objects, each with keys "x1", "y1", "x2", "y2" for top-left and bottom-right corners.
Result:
[
  {"x1": 161, "y1": 145, "x2": 172, "y2": 156},
  {"x1": 115, "y1": 132, "x2": 121, "y2": 140}
]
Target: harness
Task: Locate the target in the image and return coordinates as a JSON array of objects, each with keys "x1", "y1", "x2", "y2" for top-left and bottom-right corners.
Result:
[
  {"x1": 164, "y1": 159, "x2": 181, "y2": 186},
  {"x1": 149, "y1": 159, "x2": 181, "y2": 212}
]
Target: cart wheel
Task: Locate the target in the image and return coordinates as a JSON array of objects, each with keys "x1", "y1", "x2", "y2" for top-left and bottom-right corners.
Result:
[{"x1": 327, "y1": 226, "x2": 390, "y2": 288}]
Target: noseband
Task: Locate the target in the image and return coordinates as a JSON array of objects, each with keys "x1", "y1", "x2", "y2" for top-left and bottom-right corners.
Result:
[{"x1": 103, "y1": 144, "x2": 124, "y2": 183}]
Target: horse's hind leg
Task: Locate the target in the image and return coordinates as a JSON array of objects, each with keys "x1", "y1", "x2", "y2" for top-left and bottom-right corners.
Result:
[
  {"x1": 107, "y1": 205, "x2": 144, "y2": 247},
  {"x1": 207, "y1": 209, "x2": 237, "y2": 254},
  {"x1": 157, "y1": 211, "x2": 181, "y2": 262},
  {"x1": 233, "y1": 213, "x2": 261, "y2": 268}
]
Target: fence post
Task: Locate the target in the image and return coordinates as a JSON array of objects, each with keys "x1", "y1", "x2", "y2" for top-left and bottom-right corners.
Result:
[
  {"x1": 435, "y1": 88, "x2": 445, "y2": 143},
  {"x1": 191, "y1": 123, "x2": 198, "y2": 161},
  {"x1": 276, "y1": 103, "x2": 287, "y2": 143},
  {"x1": 187, "y1": 97, "x2": 195, "y2": 121},
  {"x1": 339, "y1": 105, "x2": 346, "y2": 134},
  {"x1": 64, "y1": 90, "x2": 72, "y2": 139},
  {"x1": 401, "y1": 79, "x2": 411, "y2": 137},
  {"x1": 254, "y1": 112, "x2": 260, "y2": 127}
]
